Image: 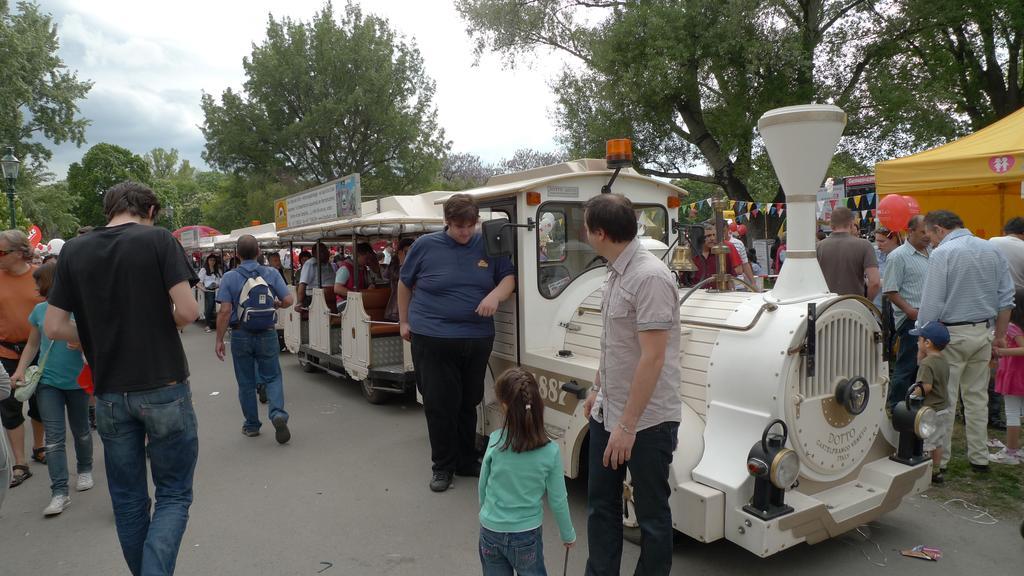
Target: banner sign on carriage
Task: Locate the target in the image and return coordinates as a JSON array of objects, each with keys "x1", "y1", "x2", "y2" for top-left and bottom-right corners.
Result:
[{"x1": 274, "y1": 173, "x2": 361, "y2": 230}]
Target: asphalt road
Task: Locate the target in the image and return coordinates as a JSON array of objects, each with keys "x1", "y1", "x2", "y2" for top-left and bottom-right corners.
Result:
[{"x1": 1, "y1": 327, "x2": 1021, "y2": 575}]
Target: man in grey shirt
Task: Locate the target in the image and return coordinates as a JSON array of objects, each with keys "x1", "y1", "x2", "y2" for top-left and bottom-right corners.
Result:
[
  {"x1": 581, "y1": 194, "x2": 681, "y2": 576},
  {"x1": 989, "y1": 217, "x2": 1024, "y2": 293},
  {"x1": 817, "y1": 206, "x2": 880, "y2": 299}
]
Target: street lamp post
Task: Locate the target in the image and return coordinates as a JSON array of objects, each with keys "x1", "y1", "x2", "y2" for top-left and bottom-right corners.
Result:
[{"x1": 1, "y1": 146, "x2": 21, "y2": 230}]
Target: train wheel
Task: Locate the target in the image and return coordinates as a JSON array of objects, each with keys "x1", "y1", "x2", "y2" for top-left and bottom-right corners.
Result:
[{"x1": 360, "y1": 379, "x2": 389, "y2": 404}]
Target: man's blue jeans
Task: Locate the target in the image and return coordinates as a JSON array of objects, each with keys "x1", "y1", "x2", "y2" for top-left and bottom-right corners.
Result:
[
  {"x1": 586, "y1": 418, "x2": 678, "y2": 576},
  {"x1": 888, "y1": 321, "x2": 919, "y2": 411},
  {"x1": 230, "y1": 329, "x2": 288, "y2": 432},
  {"x1": 36, "y1": 382, "x2": 93, "y2": 496},
  {"x1": 479, "y1": 525, "x2": 547, "y2": 576},
  {"x1": 96, "y1": 381, "x2": 198, "y2": 576}
]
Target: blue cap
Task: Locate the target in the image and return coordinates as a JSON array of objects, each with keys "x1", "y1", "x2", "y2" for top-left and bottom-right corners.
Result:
[{"x1": 909, "y1": 321, "x2": 950, "y2": 348}]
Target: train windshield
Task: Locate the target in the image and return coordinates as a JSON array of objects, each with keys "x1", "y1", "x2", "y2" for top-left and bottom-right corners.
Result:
[{"x1": 536, "y1": 202, "x2": 667, "y2": 299}]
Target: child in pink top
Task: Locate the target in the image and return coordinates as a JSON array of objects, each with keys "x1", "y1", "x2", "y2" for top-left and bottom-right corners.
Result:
[{"x1": 991, "y1": 297, "x2": 1024, "y2": 465}]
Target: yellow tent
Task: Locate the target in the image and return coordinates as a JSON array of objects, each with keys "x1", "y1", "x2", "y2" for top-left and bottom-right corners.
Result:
[{"x1": 875, "y1": 107, "x2": 1024, "y2": 238}]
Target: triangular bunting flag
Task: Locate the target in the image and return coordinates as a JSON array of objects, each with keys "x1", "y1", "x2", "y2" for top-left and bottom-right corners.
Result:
[
  {"x1": 829, "y1": 199, "x2": 837, "y2": 209},
  {"x1": 854, "y1": 195, "x2": 863, "y2": 208},
  {"x1": 868, "y1": 193, "x2": 876, "y2": 206}
]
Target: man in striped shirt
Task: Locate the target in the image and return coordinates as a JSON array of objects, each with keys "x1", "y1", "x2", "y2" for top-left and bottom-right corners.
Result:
[
  {"x1": 883, "y1": 215, "x2": 930, "y2": 411},
  {"x1": 918, "y1": 210, "x2": 1014, "y2": 473}
]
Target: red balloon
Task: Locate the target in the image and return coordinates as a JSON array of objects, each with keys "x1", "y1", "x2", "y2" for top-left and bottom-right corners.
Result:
[
  {"x1": 904, "y1": 195, "x2": 920, "y2": 217},
  {"x1": 728, "y1": 222, "x2": 738, "y2": 233},
  {"x1": 877, "y1": 195, "x2": 911, "y2": 231},
  {"x1": 737, "y1": 224, "x2": 748, "y2": 237}
]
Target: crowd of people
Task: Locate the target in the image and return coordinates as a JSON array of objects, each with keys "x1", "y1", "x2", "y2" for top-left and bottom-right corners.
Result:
[
  {"x1": 2, "y1": 179, "x2": 1023, "y2": 576},
  {"x1": 813, "y1": 206, "x2": 1021, "y2": 479}
]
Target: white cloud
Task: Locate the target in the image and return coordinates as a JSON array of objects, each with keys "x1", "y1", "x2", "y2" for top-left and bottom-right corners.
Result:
[{"x1": 43, "y1": 0, "x2": 573, "y2": 179}]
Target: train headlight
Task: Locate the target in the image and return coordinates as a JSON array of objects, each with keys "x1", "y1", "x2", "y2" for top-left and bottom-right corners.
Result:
[
  {"x1": 835, "y1": 376, "x2": 870, "y2": 416},
  {"x1": 915, "y1": 406, "x2": 938, "y2": 439},
  {"x1": 770, "y1": 449, "x2": 801, "y2": 490},
  {"x1": 743, "y1": 419, "x2": 797, "y2": 521},
  {"x1": 890, "y1": 383, "x2": 933, "y2": 466}
]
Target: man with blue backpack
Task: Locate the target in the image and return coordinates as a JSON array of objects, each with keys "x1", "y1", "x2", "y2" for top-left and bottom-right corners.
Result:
[{"x1": 215, "y1": 235, "x2": 294, "y2": 443}]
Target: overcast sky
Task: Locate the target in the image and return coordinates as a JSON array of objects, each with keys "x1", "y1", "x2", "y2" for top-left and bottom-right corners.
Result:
[{"x1": 40, "y1": 0, "x2": 569, "y2": 180}]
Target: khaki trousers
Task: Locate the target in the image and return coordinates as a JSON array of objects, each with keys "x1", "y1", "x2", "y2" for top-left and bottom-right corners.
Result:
[{"x1": 941, "y1": 324, "x2": 993, "y2": 467}]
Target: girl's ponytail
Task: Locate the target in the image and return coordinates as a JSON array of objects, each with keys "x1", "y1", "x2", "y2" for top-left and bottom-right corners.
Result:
[{"x1": 494, "y1": 367, "x2": 550, "y2": 453}]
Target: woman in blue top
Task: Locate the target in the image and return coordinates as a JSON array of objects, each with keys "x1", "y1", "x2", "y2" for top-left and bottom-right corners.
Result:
[
  {"x1": 11, "y1": 262, "x2": 91, "y2": 516},
  {"x1": 398, "y1": 193, "x2": 516, "y2": 492},
  {"x1": 479, "y1": 367, "x2": 575, "y2": 576}
]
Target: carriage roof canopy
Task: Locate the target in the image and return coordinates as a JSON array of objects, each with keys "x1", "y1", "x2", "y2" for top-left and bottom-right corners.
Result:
[
  {"x1": 434, "y1": 159, "x2": 687, "y2": 204},
  {"x1": 875, "y1": 107, "x2": 1024, "y2": 237}
]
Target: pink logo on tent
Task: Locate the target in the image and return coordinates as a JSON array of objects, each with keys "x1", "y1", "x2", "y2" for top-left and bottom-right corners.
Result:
[{"x1": 989, "y1": 155, "x2": 1015, "y2": 174}]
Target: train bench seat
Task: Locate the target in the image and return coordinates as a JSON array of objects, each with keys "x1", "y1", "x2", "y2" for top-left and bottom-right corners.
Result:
[{"x1": 360, "y1": 288, "x2": 400, "y2": 337}]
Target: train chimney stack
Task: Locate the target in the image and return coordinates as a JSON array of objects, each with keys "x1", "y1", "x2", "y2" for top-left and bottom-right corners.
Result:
[{"x1": 757, "y1": 105, "x2": 847, "y2": 301}]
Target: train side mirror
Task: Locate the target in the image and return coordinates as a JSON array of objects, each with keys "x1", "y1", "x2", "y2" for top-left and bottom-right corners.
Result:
[{"x1": 482, "y1": 218, "x2": 514, "y2": 258}]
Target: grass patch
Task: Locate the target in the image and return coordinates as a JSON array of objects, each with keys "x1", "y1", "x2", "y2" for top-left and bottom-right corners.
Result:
[{"x1": 923, "y1": 421, "x2": 1023, "y2": 517}]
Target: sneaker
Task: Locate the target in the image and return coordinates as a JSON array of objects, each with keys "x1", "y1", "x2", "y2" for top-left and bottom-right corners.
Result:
[
  {"x1": 970, "y1": 462, "x2": 991, "y2": 474},
  {"x1": 429, "y1": 470, "x2": 453, "y2": 492},
  {"x1": 988, "y1": 448, "x2": 1020, "y2": 465},
  {"x1": 987, "y1": 438, "x2": 1006, "y2": 449},
  {"x1": 242, "y1": 428, "x2": 260, "y2": 437},
  {"x1": 43, "y1": 494, "x2": 71, "y2": 516},
  {"x1": 76, "y1": 472, "x2": 94, "y2": 492},
  {"x1": 204, "y1": 327, "x2": 212, "y2": 333},
  {"x1": 257, "y1": 384, "x2": 268, "y2": 404},
  {"x1": 272, "y1": 416, "x2": 290, "y2": 444},
  {"x1": 931, "y1": 472, "x2": 945, "y2": 485}
]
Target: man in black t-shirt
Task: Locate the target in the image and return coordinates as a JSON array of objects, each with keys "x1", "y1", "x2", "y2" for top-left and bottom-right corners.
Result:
[{"x1": 45, "y1": 182, "x2": 199, "y2": 576}]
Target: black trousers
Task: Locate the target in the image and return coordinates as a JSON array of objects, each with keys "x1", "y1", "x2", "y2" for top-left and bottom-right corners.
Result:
[
  {"x1": 411, "y1": 333, "x2": 493, "y2": 473},
  {"x1": 204, "y1": 289, "x2": 217, "y2": 329}
]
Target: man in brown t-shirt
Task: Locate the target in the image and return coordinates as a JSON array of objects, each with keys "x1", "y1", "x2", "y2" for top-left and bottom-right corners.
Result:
[
  {"x1": 0, "y1": 229, "x2": 45, "y2": 487},
  {"x1": 817, "y1": 207, "x2": 880, "y2": 299}
]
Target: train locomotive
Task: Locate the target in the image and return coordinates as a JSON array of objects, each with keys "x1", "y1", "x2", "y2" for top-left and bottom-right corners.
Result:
[{"x1": 472, "y1": 104, "x2": 935, "y2": 558}]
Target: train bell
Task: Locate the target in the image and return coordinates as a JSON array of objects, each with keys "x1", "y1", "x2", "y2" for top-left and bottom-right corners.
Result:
[{"x1": 669, "y1": 245, "x2": 698, "y2": 272}]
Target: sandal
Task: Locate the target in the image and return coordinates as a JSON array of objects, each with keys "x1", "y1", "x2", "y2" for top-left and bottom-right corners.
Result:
[
  {"x1": 32, "y1": 447, "x2": 46, "y2": 464},
  {"x1": 9, "y1": 464, "x2": 32, "y2": 488}
]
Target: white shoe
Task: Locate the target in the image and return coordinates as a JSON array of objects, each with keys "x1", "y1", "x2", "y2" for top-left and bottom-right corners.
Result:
[
  {"x1": 987, "y1": 448, "x2": 1020, "y2": 465},
  {"x1": 43, "y1": 494, "x2": 71, "y2": 516},
  {"x1": 987, "y1": 438, "x2": 1006, "y2": 449},
  {"x1": 76, "y1": 472, "x2": 94, "y2": 491}
]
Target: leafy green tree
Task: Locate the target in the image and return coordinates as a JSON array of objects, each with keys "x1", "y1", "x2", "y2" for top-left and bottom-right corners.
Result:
[
  {"x1": 0, "y1": 1, "x2": 91, "y2": 172},
  {"x1": 496, "y1": 148, "x2": 569, "y2": 173},
  {"x1": 857, "y1": 0, "x2": 1024, "y2": 157},
  {"x1": 19, "y1": 179, "x2": 79, "y2": 238},
  {"x1": 201, "y1": 172, "x2": 288, "y2": 233},
  {"x1": 456, "y1": 1, "x2": 917, "y2": 203},
  {"x1": 201, "y1": 1, "x2": 449, "y2": 198},
  {"x1": 144, "y1": 148, "x2": 212, "y2": 230},
  {"x1": 67, "y1": 143, "x2": 151, "y2": 226},
  {"x1": 437, "y1": 152, "x2": 496, "y2": 190}
]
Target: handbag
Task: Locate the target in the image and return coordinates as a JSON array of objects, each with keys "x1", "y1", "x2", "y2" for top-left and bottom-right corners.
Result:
[{"x1": 14, "y1": 340, "x2": 53, "y2": 402}]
